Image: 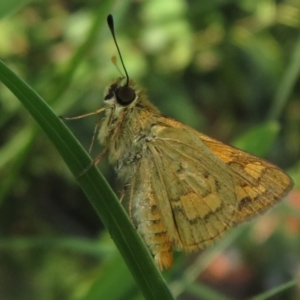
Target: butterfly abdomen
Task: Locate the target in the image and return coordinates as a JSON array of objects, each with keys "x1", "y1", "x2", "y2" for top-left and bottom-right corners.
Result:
[{"x1": 133, "y1": 197, "x2": 174, "y2": 270}]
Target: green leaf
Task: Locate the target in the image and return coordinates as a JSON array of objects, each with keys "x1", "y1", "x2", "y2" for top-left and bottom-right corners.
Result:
[{"x1": 232, "y1": 121, "x2": 280, "y2": 157}]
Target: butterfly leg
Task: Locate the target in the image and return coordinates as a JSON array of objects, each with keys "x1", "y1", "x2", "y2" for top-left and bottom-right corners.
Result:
[
  {"x1": 88, "y1": 119, "x2": 103, "y2": 154},
  {"x1": 76, "y1": 147, "x2": 108, "y2": 179}
]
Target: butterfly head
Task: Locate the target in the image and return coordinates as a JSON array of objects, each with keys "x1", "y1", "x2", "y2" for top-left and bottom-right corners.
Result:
[
  {"x1": 105, "y1": 15, "x2": 139, "y2": 108},
  {"x1": 104, "y1": 77, "x2": 137, "y2": 107}
]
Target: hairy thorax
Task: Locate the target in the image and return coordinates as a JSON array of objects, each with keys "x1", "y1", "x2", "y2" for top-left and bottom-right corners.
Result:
[{"x1": 98, "y1": 91, "x2": 160, "y2": 181}]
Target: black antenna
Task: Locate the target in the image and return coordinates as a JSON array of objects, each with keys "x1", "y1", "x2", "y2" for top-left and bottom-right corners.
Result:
[{"x1": 107, "y1": 15, "x2": 130, "y2": 86}]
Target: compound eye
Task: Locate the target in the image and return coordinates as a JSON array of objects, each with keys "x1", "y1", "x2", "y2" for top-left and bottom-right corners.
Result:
[{"x1": 116, "y1": 86, "x2": 136, "y2": 105}]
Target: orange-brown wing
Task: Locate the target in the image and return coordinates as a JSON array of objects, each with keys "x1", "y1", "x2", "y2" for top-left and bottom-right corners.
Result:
[{"x1": 198, "y1": 133, "x2": 293, "y2": 225}]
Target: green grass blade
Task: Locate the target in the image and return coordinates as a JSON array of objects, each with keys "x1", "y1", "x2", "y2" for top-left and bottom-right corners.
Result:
[
  {"x1": 0, "y1": 60, "x2": 174, "y2": 300},
  {"x1": 267, "y1": 32, "x2": 300, "y2": 120},
  {"x1": 250, "y1": 277, "x2": 300, "y2": 300}
]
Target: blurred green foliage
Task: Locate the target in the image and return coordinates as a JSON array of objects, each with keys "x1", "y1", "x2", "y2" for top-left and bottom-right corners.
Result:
[{"x1": 0, "y1": 0, "x2": 300, "y2": 299}]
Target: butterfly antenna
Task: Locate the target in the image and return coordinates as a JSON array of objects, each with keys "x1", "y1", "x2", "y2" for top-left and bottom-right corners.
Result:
[{"x1": 107, "y1": 15, "x2": 130, "y2": 86}]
